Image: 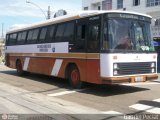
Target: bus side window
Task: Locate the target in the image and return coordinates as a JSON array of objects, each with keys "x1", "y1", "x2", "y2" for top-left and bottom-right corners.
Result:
[
  {"x1": 6, "y1": 34, "x2": 9, "y2": 46},
  {"x1": 55, "y1": 24, "x2": 65, "y2": 41},
  {"x1": 63, "y1": 22, "x2": 74, "y2": 42},
  {"x1": 17, "y1": 32, "x2": 27, "y2": 45},
  {"x1": 74, "y1": 24, "x2": 86, "y2": 52},
  {"x1": 8, "y1": 33, "x2": 17, "y2": 45},
  {"x1": 88, "y1": 24, "x2": 100, "y2": 52},
  {"x1": 46, "y1": 25, "x2": 55, "y2": 42},
  {"x1": 21, "y1": 32, "x2": 27, "y2": 44},
  {"x1": 27, "y1": 30, "x2": 33, "y2": 44},
  {"x1": 17, "y1": 32, "x2": 22, "y2": 45},
  {"x1": 7, "y1": 34, "x2": 10, "y2": 45},
  {"x1": 27, "y1": 29, "x2": 39, "y2": 44},
  {"x1": 39, "y1": 27, "x2": 47, "y2": 43},
  {"x1": 32, "y1": 29, "x2": 39, "y2": 43}
]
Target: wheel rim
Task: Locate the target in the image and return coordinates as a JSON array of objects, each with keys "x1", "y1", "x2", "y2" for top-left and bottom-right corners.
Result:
[{"x1": 71, "y1": 69, "x2": 80, "y2": 87}]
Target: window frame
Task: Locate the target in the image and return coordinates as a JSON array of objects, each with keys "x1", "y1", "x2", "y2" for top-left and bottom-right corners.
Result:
[
  {"x1": 102, "y1": 0, "x2": 112, "y2": 10},
  {"x1": 84, "y1": 7, "x2": 88, "y2": 10},
  {"x1": 133, "y1": 0, "x2": 140, "y2": 6},
  {"x1": 117, "y1": 0, "x2": 123, "y2": 9},
  {"x1": 21, "y1": 31, "x2": 27, "y2": 44},
  {"x1": 146, "y1": 0, "x2": 160, "y2": 7},
  {"x1": 54, "y1": 21, "x2": 75, "y2": 42},
  {"x1": 45, "y1": 25, "x2": 56, "y2": 43},
  {"x1": 55, "y1": 23, "x2": 66, "y2": 42},
  {"x1": 63, "y1": 21, "x2": 75, "y2": 43},
  {"x1": 7, "y1": 33, "x2": 17, "y2": 46},
  {"x1": 38, "y1": 27, "x2": 48, "y2": 43},
  {"x1": 26, "y1": 28, "x2": 40, "y2": 44},
  {"x1": 16, "y1": 31, "x2": 27, "y2": 45}
]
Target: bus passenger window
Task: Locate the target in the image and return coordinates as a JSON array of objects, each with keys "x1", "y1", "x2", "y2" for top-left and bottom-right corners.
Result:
[
  {"x1": 17, "y1": 31, "x2": 26, "y2": 45},
  {"x1": 63, "y1": 22, "x2": 74, "y2": 42},
  {"x1": 27, "y1": 29, "x2": 39, "y2": 44},
  {"x1": 8, "y1": 33, "x2": 17, "y2": 45},
  {"x1": 6, "y1": 35, "x2": 9, "y2": 45},
  {"x1": 21, "y1": 32, "x2": 27, "y2": 43},
  {"x1": 88, "y1": 24, "x2": 100, "y2": 52},
  {"x1": 46, "y1": 26, "x2": 55, "y2": 42},
  {"x1": 39, "y1": 28, "x2": 47, "y2": 43},
  {"x1": 32, "y1": 29, "x2": 39, "y2": 41},
  {"x1": 27, "y1": 31, "x2": 33, "y2": 43},
  {"x1": 17, "y1": 33, "x2": 22, "y2": 44},
  {"x1": 55, "y1": 24, "x2": 65, "y2": 41}
]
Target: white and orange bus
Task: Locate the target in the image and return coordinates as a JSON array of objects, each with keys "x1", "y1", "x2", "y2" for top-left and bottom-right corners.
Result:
[{"x1": 5, "y1": 11, "x2": 158, "y2": 88}]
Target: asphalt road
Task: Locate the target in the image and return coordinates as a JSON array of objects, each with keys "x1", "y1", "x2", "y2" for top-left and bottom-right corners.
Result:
[{"x1": 0, "y1": 64, "x2": 160, "y2": 120}]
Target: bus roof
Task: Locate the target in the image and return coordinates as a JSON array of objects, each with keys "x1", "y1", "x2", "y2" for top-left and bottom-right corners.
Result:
[{"x1": 7, "y1": 10, "x2": 152, "y2": 34}]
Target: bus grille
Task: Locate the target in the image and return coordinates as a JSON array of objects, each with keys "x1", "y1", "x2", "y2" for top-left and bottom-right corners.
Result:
[{"x1": 115, "y1": 62, "x2": 155, "y2": 76}]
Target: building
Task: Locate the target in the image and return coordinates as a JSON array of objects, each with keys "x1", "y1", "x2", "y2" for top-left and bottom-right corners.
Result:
[{"x1": 82, "y1": 0, "x2": 160, "y2": 41}]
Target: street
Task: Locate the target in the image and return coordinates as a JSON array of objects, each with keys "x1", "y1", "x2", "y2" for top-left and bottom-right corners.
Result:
[{"x1": 0, "y1": 64, "x2": 160, "y2": 120}]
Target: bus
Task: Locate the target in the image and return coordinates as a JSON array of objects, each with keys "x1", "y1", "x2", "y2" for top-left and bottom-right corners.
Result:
[
  {"x1": 153, "y1": 37, "x2": 160, "y2": 72},
  {"x1": 5, "y1": 11, "x2": 158, "y2": 88}
]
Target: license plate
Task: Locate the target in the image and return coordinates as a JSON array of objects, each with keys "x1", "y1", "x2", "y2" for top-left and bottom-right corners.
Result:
[{"x1": 135, "y1": 77, "x2": 144, "y2": 82}]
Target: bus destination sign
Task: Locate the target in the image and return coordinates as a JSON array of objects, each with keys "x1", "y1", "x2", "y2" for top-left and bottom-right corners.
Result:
[{"x1": 107, "y1": 13, "x2": 151, "y2": 22}]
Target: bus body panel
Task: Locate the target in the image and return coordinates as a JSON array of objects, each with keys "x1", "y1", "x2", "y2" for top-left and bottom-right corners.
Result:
[
  {"x1": 5, "y1": 42, "x2": 69, "y2": 54},
  {"x1": 100, "y1": 53, "x2": 158, "y2": 84},
  {"x1": 100, "y1": 53, "x2": 157, "y2": 78},
  {"x1": 5, "y1": 46, "x2": 158, "y2": 85},
  {"x1": 6, "y1": 52, "x2": 102, "y2": 84}
]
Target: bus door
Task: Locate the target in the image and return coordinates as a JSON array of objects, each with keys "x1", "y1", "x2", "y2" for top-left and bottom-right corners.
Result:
[
  {"x1": 74, "y1": 20, "x2": 87, "y2": 52},
  {"x1": 74, "y1": 19, "x2": 88, "y2": 82},
  {"x1": 86, "y1": 16, "x2": 101, "y2": 83}
]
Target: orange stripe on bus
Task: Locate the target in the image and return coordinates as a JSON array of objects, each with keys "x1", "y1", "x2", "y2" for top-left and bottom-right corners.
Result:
[{"x1": 8, "y1": 53, "x2": 100, "y2": 59}]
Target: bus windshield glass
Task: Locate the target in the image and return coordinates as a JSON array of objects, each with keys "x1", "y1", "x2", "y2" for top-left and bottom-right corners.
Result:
[{"x1": 106, "y1": 18, "x2": 154, "y2": 52}]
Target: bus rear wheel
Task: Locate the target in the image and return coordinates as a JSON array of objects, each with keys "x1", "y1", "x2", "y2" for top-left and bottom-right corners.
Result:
[
  {"x1": 16, "y1": 60, "x2": 24, "y2": 76},
  {"x1": 68, "y1": 65, "x2": 83, "y2": 89}
]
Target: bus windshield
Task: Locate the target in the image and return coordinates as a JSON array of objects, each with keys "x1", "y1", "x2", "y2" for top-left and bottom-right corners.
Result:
[{"x1": 105, "y1": 19, "x2": 155, "y2": 52}]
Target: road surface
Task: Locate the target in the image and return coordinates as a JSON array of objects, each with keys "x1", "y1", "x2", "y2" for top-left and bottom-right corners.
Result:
[{"x1": 0, "y1": 64, "x2": 159, "y2": 120}]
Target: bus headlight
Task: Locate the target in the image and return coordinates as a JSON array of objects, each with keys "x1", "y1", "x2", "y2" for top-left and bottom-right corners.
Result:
[
  {"x1": 151, "y1": 63, "x2": 155, "y2": 67},
  {"x1": 151, "y1": 68, "x2": 155, "y2": 73},
  {"x1": 114, "y1": 70, "x2": 118, "y2": 75},
  {"x1": 113, "y1": 64, "x2": 118, "y2": 69}
]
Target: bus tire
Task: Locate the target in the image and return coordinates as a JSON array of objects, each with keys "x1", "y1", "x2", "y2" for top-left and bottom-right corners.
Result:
[
  {"x1": 68, "y1": 65, "x2": 83, "y2": 89},
  {"x1": 16, "y1": 60, "x2": 25, "y2": 76}
]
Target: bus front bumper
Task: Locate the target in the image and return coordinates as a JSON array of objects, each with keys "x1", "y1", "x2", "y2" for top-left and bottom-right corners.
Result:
[{"x1": 102, "y1": 74, "x2": 158, "y2": 84}]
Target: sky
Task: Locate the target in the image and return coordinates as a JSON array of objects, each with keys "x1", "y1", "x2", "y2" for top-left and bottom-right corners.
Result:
[{"x1": 0, "y1": 0, "x2": 82, "y2": 37}]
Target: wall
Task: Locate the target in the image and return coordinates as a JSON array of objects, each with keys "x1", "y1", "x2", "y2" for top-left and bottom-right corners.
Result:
[
  {"x1": 82, "y1": 0, "x2": 160, "y2": 38},
  {"x1": 82, "y1": 0, "x2": 160, "y2": 18}
]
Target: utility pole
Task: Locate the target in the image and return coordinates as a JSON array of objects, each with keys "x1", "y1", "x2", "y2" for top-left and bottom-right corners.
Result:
[{"x1": 47, "y1": 6, "x2": 51, "y2": 19}]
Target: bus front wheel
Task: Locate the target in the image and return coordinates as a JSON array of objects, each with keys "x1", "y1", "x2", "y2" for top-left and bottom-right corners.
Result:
[{"x1": 68, "y1": 65, "x2": 83, "y2": 89}]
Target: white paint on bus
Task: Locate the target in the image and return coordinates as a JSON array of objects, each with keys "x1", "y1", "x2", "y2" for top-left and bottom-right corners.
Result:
[
  {"x1": 23, "y1": 57, "x2": 30, "y2": 71},
  {"x1": 51, "y1": 59, "x2": 63, "y2": 76}
]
